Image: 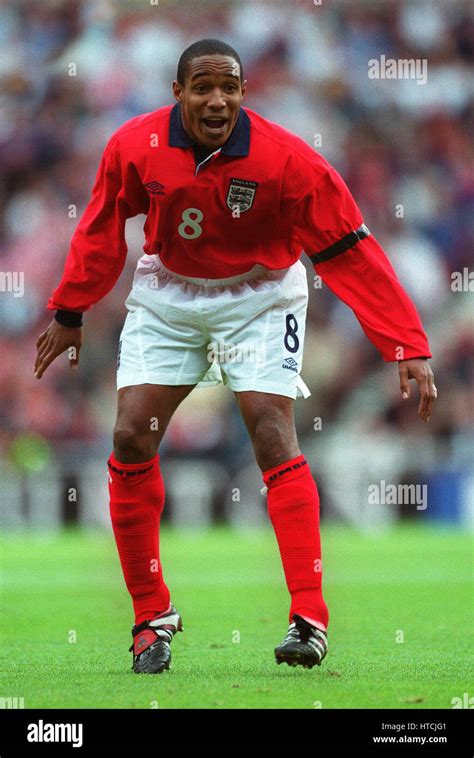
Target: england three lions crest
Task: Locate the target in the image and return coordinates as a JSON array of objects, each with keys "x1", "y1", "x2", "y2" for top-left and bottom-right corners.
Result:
[{"x1": 226, "y1": 178, "x2": 258, "y2": 214}]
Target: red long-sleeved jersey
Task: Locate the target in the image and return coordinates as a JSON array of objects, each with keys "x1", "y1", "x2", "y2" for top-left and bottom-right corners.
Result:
[{"x1": 48, "y1": 103, "x2": 431, "y2": 362}]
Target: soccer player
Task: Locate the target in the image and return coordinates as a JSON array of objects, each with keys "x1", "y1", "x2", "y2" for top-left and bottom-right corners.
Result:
[{"x1": 35, "y1": 39, "x2": 437, "y2": 674}]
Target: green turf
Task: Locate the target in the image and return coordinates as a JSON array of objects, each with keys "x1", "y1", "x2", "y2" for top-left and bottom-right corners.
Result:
[{"x1": 0, "y1": 524, "x2": 472, "y2": 709}]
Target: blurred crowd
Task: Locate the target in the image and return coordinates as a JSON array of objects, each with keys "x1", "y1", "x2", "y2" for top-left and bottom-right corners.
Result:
[{"x1": 0, "y1": 0, "x2": 472, "y2": 520}]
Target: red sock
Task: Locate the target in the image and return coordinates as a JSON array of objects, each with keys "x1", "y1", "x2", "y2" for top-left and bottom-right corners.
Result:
[
  {"x1": 108, "y1": 452, "x2": 170, "y2": 625},
  {"x1": 263, "y1": 454, "x2": 329, "y2": 631}
]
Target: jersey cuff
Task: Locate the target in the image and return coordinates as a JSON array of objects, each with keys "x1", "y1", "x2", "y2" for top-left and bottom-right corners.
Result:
[
  {"x1": 310, "y1": 224, "x2": 371, "y2": 265},
  {"x1": 55, "y1": 310, "x2": 83, "y2": 328}
]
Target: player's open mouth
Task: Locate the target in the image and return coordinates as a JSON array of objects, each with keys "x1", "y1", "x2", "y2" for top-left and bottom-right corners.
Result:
[{"x1": 202, "y1": 117, "x2": 228, "y2": 133}]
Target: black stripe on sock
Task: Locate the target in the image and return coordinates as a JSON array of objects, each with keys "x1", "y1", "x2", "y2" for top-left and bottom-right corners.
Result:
[
  {"x1": 267, "y1": 459, "x2": 308, "y2": 483},
  {"x1": 108, "y1": 462, "x2": 154, "y2": 478}
]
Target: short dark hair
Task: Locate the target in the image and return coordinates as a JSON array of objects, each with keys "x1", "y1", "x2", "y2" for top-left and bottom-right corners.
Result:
[{"x1": 177, "y1": 39, "x2": 243, "y2": 86}]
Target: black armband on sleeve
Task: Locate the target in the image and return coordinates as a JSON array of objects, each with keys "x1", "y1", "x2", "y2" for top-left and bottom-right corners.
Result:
[
  {"x1": 55, "y1": 310, "x2": 83, "y2": 328},
  {"x1": 309, "y1": 224, "x2": 371, "y2": 265}
]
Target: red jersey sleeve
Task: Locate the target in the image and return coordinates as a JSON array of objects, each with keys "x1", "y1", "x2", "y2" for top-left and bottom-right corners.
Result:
[
  {"x1": 47, "y1": 136, "x2": 149, "y2": 313},
  {"x1": 291, "y1": 166, "x2": 432, "y2": 362}
]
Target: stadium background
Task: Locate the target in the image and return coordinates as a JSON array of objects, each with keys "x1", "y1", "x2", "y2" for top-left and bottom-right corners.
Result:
[
  {"x1": 0, "y1": 0, "x2": 473, "y2": 712},
  {"x1": 0, "y1": 0, "x2": 472, "y2": 529}
]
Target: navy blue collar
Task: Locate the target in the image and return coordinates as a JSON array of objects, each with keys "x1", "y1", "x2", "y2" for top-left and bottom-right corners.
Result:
[{"x1": 168, "y1": 102, "x2": 250, "y2": 156}]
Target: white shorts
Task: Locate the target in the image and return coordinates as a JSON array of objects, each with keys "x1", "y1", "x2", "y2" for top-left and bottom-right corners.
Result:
[{"x1": 117, "y1": 254, "x2": 311, "y2": 400}]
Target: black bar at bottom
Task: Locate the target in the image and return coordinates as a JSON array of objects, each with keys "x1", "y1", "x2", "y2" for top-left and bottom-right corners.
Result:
[{"x1": 0, "y1": 708, "x2": 471, "y2": 756}]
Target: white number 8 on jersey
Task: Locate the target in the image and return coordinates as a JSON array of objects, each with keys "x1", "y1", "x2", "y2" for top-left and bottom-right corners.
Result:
[{"x1": 178, "y1": 208, "x2": 203, "y2": 239}]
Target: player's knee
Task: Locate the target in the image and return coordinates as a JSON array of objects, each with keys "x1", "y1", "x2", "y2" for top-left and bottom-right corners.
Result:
[
  {"x1": 113, "y1": 425, "x2": 156, "y2": 463},
  {"x1": 253, "y1": 413, "x2": 281, "y2": 441},
  {"x1": 252, "y1": 413, "x2": 298, "y2": 470}
]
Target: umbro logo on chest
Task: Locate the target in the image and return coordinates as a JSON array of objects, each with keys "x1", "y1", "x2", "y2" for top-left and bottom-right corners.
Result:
[{"x1": 144, "y1": 181, "x2": 166, "y2": 195}]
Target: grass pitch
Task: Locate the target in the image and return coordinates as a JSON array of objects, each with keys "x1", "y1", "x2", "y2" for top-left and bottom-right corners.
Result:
[{"x1": 0, "y1": 524, "x2": 472, "y2": 709}]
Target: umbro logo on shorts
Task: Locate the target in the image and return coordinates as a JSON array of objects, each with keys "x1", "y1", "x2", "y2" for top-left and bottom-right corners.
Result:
[
  {"x1": 144, "y1": 181, "x2": 166, "y2": 195},
  {"x1": 282, "y1": 357, "x2": 298, "y2": 372}
]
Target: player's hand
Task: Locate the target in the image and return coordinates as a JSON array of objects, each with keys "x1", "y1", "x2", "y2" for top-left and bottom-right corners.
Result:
[
  {"x1": 34, "y1": 320, "x2": 83, "y2": 379},
  {"x1": 398, "y1": 358, "x2": 437, "y2": 423}
]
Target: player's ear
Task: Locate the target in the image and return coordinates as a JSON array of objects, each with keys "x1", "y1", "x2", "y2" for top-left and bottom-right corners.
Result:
[
  {"x1": 172, "y1": 80, "x2": 183, "y2": 102},
  {"x1": 241, "y1": 79, "x2": 247, "y2": 99}
]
